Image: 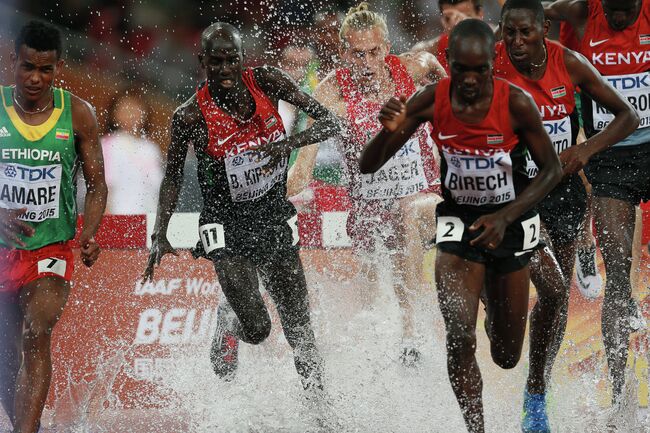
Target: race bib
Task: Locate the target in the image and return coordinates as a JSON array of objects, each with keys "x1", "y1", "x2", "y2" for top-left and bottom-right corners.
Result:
[
  {"x1": 225, "y1": 150, "x2": 288, "y2": 202},
  {"x1": 520, "y1": 214, "x2": 540, "y2": 251},
  {"x1": 435, "y1": 216, "x2": 464, "y2": 243},
  {"x1": 526, "y1": 117, "x2": 572, "y2": 178},
  {"x1": 359, "y1": 137, "x2": 428, "y2": 200},
  {"x1": 443, "y1": 150, "x2": 515, "y2": 206},
  {"x1": 199, "y1": 223, "x2": 226, "y2": 255},
  {"x1": 593, "y1": 71, "x2": 650, "y2": 130},
  {"x1": 37, "y1": 257, "x2": 67, "y2": 277},
  {"x1": 0, "y1": 162, "x2": 61, "y2": 222}
]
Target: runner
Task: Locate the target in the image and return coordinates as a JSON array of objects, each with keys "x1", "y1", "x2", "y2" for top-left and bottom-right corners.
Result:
[
  {"x1": 288, "y1": 2, "x2": 446, "y2": 365},
  {"x1": 141, "y1": 23, "x2": 340, "y2": 395},
  {"x1": 542, "y1": 0, "x2": 650, "y2": 406},
  {"x1": 412, "y1": 0, "x2": 487, "y2": 73},
  {"x1": 360, "y1": 19, "x2": 562, "y2": 433},
  {"x1": 496, "y1": 0, "x2": 639, "y2": 430},
  {"x1": 0, "y1": 20, "x2": 107, "y2": 433}
]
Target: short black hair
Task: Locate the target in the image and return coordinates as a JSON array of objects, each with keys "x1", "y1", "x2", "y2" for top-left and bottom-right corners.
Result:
[
  {"x1": 501, "y1": 0, "x2": 545, "y2": 26},
  {"x1": 439, "y1": 0, "x2": 484, "y2": 13},
  {"x1": 201, "y1": 22, "x2": 242, "y2": 52},
  {"x1": 448, "y1": 18, "x2": 496, "y2": 56},
  {"x1": 15, "y1": 20, "x2": 63, "y2": 59}
]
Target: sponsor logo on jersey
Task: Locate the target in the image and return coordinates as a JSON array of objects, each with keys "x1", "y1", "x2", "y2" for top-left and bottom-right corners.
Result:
[
  {"x1": 487, "y1": 134, "x2": 503, "y2": 145},
  {"x1": 640, "y1": 34, "x2": 650, "y2": 45},
  {"x1": 550, "y1": 86, "x2": 566, "y2": 99},
  {"x1": 55, "y1": 129, "x2": 70, "y2": 140},
  {"x1": 0, "y1": 126, "x2": 10, "y2": 138}
]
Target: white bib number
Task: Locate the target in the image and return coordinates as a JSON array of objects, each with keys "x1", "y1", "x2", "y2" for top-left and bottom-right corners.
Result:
[
  {"x1": 593, "y1": 72, "x2": 650, "y2": 130},
  {"x1": 0, "y1": 162, "x2": 62, "y2": 222},
  {"x1": 443, "y1": 149, "x2": 515, "y2": 206},
  {"x1": 359, "y1": 137, "x2": 428, "y2": 200},
  {"x1": 224, "y1": 149, "x2": 288, "y2": 203},
  {"x1": 287, "y1": 215, "x2": 299, "y2": 246},
  {"x1": 199, "y1": 223, "x2": 226, "y2": 254},
  {"x1": 526, "y1": 117, "x2": 572, "y2": 178},
  {"x1": 521, "y1": 214, "x2": 540, "y2": 251},
  {"x1": 436, "y1": 216, "x2": 464, "y2": 243},
  {"x1": 37, "y1": 257, "x2": 67, "y2": 277}
]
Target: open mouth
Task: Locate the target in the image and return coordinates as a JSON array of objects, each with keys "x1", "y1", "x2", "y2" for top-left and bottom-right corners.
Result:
[
  {"x1": 219, "y1": 78, "x2": 235, "y2": 87},
  {"x1": 510, "y1": 51, "x2": 528, "y2": 62}
]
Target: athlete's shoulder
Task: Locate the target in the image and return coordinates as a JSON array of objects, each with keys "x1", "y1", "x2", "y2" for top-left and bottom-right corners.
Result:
[
  {"x1": 411, "y1": 37, "x2": 439, "y2": 55},
  {"x1": 173, "y1": 93, "x2": 202, "y2": 127},
  {"x1": 400, "y1": 50, "x2": 443, "y2": 79},
  {"x1": 505, "y1": 80, "x2": 535, "y2": 108},
  {"x1": 69, "y1": 92, "x2": 98, "y2": 131}
]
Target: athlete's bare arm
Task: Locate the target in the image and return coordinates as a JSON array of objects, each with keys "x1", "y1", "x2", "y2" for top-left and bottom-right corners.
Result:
[
  {"x1": 401, "y1": 51, "x2": 447, "y2": 84},
  {"x1": 0, "y1": 208, "x2": 34, "y2": 247},
  {"x1": 359, "y1": 83, "x2": 437, "y2": 173},
  {"x1": 254, "y1": 66, "x2": 341, "y2": 162},
  {"x1": 72, "y1": 95, "x2": 107, "y2": 267},
  {"x1": 411, "y1": 37, "x2": 440, "y2": 58},
  {"x1": 560, "y1": 48, "x2": 639, "y2": 174},
  {"x1": 142, "y1": 98, "x2": 199, "y2": 281},
  {"x1": 544, "y1": 0, "x2": 588, "y2": 37},
  {"x1": 286, "y1": 73, "x2": 344, "y2": 197},
  {"x1": 470, "y1": 87, "x2": 563, "y2": 248}
]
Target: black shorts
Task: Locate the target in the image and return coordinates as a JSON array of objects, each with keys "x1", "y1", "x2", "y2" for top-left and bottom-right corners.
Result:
[
  {"x1": 435, "y1": 203, "x2": 542, "y2": 274},
  {"x1": 584, "y1": 144, "x2": 650, "y2": 205},
  {"x1": 537, "y1": 173, "x2": 587, "y2": 244},
  {"x1": 192, "y1": 214, "x2": 300, "y2": 264}
]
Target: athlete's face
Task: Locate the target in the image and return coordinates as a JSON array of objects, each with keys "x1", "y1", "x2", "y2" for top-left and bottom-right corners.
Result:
[
  {"x1": 448, "y1": 37, "x2": 493, "y2": 103},
  {"x1": 440, "y1": 1, "x2": 483, "y2": 33},
  {"x1": 501, "y1": 9, "x2": 549, "y2": 68},
  {"x1": 11, "y1": 45, "x2": 63, "y2": 104},
  {"x1": 340, "y1": 27, "x2": 391, "y2": 91},
  {"x1": 602, "y1": 0, "x2": 642, "y2": 31},
  {"x1": 200, "y1": 38, "x2": 243, "y2": 90}
]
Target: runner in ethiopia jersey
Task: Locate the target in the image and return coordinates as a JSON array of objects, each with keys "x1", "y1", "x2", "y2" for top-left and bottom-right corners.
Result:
[
  {"x1": 141, "y1": 23, "x2": 341, "y2": 403},
  {"x1": 542, "y1": 0, "x2": 649, "y2": 408},
  {"x1": 360, "y1": 20, "x2": 562, "y2": 433},
  {"x1": 288, "y1": 3, "x2": 445, "y2": 365},
  {"x1": 0, "y1": 21, "x2": 107, "y2": 433},
  {"x1": 496, "y1": 1, "x2": 639, "y2": 431}
]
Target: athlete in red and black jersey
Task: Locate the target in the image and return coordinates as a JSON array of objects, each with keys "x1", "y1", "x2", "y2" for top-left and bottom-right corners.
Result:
[
  {"x1": 542, "y1": 0, "x2": 648, "y2": 407},
  {"x1": 412, "y1": 0, "x2": 487, "y2": 74},
  {"x1": 361, "y1": 20, "x2": 562, "y2": 433},
  {"x1": 141, "y1": 23, "x2": 340, "y2": 397},
  {"x1": 496, "y1": 0, "x2": 638, "y2": 430}
]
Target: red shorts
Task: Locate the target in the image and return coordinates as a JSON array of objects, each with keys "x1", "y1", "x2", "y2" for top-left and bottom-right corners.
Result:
[{"x1": 0, "y1": 242, "x2": 74, "y2": 294}]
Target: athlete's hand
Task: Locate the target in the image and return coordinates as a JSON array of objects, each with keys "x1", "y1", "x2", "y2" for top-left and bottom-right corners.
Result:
[
  {"x1": 0, "y1": 208, "x2": 34, "y2": 248},
  {"x1": 379, "y1": 95, "x2": 408, "y2": 132},
  {"x1": 79, "y1": 232, "x2": 100, "y2": 267},
  {"x1": 469, "y1": 212, "x2": 508, "y2": 250},
  {"x1": 142, "y1": 234, "x2": 178, "y2": 282},
  {"x1": 559, "y1": 143, "x2": 592, "y2": 175}
]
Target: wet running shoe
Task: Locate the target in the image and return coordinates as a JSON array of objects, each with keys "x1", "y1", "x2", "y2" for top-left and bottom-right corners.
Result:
[
  {"x1": 522, "y1": 390, "x2": 551, "y2": 433},
  {"x1": 399, "y1": 346, "x2": 421, "y2": 367},
  {"x1": 210, "y1": 303, "x2": 239, "y2": 381},
  {"x1": 575, "y1": 244, "x2": 603, "y2": 299}
]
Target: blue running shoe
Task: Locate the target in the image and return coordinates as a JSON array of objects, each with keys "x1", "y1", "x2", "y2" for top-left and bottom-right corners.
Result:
[{"x1": 522, "y1": 390, "x2": 551, "y2": 433}]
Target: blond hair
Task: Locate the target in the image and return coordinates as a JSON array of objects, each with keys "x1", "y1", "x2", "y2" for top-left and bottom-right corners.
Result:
[{"x1": 339, "y1": 2, "x2": 388, "y2": 43}]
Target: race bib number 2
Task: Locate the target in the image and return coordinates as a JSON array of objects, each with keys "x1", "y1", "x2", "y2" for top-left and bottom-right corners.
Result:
[
  {"x1": 436, "y1": 216, "x2": 464, "y2": 244},
  {"x1": 521, "y1": 214, "x2": 540, "y2": 251}
]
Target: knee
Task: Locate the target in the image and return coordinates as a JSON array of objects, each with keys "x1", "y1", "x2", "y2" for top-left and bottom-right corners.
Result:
[
  {"x1": 242, "y1": 317, "x2": 271, "y2": 345},
  {"x1": 491, "y1": 345, "x2": 522, "y2": 370},
  {"x1": 446, "y1": 328, "x2": 477, "y2": 363}
]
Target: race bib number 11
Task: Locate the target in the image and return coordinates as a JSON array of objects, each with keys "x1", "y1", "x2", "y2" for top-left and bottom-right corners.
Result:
[{"x1": 199, "y1": 223, "x2": 226, "y2": 254}]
